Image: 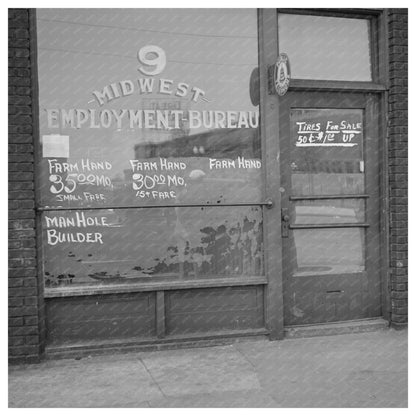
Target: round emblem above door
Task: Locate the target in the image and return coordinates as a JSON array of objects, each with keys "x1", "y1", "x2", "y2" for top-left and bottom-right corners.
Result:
[{"x1": 274, "y1": 53, "x2": 291, "y2": 96}]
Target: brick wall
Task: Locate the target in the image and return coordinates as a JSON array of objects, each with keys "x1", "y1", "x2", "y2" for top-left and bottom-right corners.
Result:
[
  {"x1": 387, "y1": 9, "x2": 408, "y2": 327},
  {"x1": 8, "y1": 8, "x2": 43, "y2": 362}
]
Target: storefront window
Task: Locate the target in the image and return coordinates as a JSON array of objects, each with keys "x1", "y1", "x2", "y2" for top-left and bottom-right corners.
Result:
[
  {"x1": 36, "y1": 9, "x2": 262, "y2": 288},
  {"x1": 37, "y1": 9, "x2": 260, "y2": 208},
  {"x1": 278, "y1": 13, "x2": 372, "y2": 81},
  {"x1": 43, "y1": 206, "x2": 264, "y2": 286}
]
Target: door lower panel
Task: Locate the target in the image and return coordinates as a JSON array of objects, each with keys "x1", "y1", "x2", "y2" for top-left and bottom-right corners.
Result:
[{"x1": 284, "y1": 272, "x2": 372, "y2": 325}]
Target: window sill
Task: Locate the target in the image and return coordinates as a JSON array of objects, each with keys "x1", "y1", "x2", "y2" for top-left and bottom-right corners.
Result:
[{"x1": 44, "y1": 275, "x2": 268, "y2": 298}]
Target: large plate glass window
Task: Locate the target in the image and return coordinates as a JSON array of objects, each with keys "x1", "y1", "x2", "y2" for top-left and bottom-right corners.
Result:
[{"x1": 36, "y1": 9, "x2": 262, "y2": 288}]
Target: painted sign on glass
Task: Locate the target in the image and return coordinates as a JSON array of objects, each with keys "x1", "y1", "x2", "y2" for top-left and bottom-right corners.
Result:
[{"x1": 37, "y1": 9, "x2": 264, "y2": 286}]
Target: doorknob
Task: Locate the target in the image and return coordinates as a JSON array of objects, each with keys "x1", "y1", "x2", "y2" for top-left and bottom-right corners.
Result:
[
  {"x1": 281, "y1": 208, "x2": 290, "y2": 238},
  {"x1": 265, "y1": 198, "x2": 274, "y2": 209},
  {"x1": 282, "y1": 208, "x2": 290, "y2": 222}
]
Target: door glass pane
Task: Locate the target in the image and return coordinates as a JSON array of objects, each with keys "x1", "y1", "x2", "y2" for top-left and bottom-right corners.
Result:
[
  {"x1": 278, "y1": 13, "x2": 372, "y2": 81},
  {"x1": 292, "y1": 228, "x2": 365, "y2": 276},
  {"x1": 42, "y1": 205, "x2": 264, "y2": 287},
  {"x1": 291, "y1": 108, "x2": 365, "y2": 196},
  {"x1": 36, "y1": 9, "x2": 260, "y2": 209},
  {"x1": 293, "y1": 199, "x2": 365, "y2": 224}
]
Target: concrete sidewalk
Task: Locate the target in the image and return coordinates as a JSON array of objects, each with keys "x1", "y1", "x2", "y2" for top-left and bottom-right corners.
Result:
[{"x1": 9, "y1": 328, "x2": 407, "y2": 408}]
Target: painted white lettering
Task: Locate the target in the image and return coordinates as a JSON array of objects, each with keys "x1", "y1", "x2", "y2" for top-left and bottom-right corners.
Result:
[
  {"x1": 61, "y1": 109, "x2": 75, "y2": 128},
  {"x1": 110, "y1": 83, "x2": 121, "y2": 99},
  {"x1": 111, "y1": 109, "x2": 127, "y2": 129},
  {"x1": 249, "y1": 111, "x2": 259, "y2": 128},
  {"x1": 156, "y1": 110, "x2": 169, "y2": 129},
  {"x1": 227, "y1": 111, "x2": 238, "y2": 128},
  {"x1": 237, "y1": 112, "x2": 249, "y2": 128},
  {"x1": 129, "y1": 110, "x2": 143, "y2": 128},
  {"x1": 215, "y1": 111, "x2": 226, "y2": 128},
  {"x1": 76, "y1": 109, "x2": 89, "y2": 129},
  {"x1": 191, "y1": 87, "x2": 205, "y2": 102},
  {"x1": 120, "y1": 80, "x2": 134, "y2": 96},
  {"x1": 144, "y1": 110, "x2": 156, "y2": 128},
  {"x1": 175, "y1": 82, "x2": 189, "y2": 97},
  {"x1": 159, "y1": 79, "x2": 173, "y2": 95},
  {"x1": 189, "y1": 110, "x2": 202, "y2": 129},
  {"x1": 92, "y1": 85, "x2": 114, "y2": 106},
  {"x1": 46, "y1": 109, "x2": 59, "y2": 128},
  {"x1": 202, "y1": 111, "x2": 214, "y2": 128},
  {"x1": 171, "y1": 110, "x2": 182, "y2": 129},
  {"x1": 89, "y1": 109, "x2": 100, "y2": 129},
  {"x1": 100, "y1": 110, "x2": 112, "y2": 128},
  {"x1": 138, "y1": 78, "x2": 154, "y2": 93}
]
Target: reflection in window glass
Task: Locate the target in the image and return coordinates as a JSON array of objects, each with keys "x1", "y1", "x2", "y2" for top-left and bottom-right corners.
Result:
[
  {"x1": 291, "y1": 108, "x2": 365, "y2": 196},
  {"x1": 294, "y1": 199, "x2": 365, "y2": 224},
  {"x1": 36, "y1": 9, "x2": 260, "y2": 208},
  {"x1": 278, "y1": 13, "x2": 372, "y2": 81},
  {"x1": 293, "y1": 228, "x2": 365, "y2": 276},
  {"x1": 42, "y1": 206, "x2": 264, "y2": 287}
]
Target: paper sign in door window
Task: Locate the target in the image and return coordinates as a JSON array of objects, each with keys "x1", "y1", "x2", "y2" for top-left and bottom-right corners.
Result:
[{"x1": 42, "y1": 135, "x2": 69, "y2": 158}]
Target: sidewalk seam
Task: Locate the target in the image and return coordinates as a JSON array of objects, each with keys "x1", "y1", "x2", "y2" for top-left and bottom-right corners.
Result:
[
  {"x1": 138, "y1": 357, "x2": 166, "y2": 398},
  {"x1": 233, "y1": 344, "x2": 279, "y2": 406},
  {"x1": 233, "y1": 344, "x2": 258, "y2": 373}
]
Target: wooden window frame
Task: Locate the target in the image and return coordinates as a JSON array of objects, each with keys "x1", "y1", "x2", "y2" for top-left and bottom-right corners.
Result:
[
  {"x1": 276, "y1": 8, "x2": 387, "y2": 90},
  {"x1": 31, "y1": 9, "x2": 390, "y2": 347}
]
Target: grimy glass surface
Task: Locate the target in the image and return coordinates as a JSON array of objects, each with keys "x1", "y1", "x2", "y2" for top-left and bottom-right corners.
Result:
[
  {"x1": 292, "y1": 228, "x2": 365, "y2": 276},
  {"x1": 290, "y1": 108, "x2": 365, "y2": 196},
  {"x1": 36, "y1": 9, "x2": 260, "y2": 209},
  {"x1": 293, "y1": 199, "x2": 365, "y2": 225},
  {"x1": 278, "y1": 13, "x2": 372, "y2": 81},
  {"x1": 42, "y1": 206, "x2": 264, "y2": 287}
]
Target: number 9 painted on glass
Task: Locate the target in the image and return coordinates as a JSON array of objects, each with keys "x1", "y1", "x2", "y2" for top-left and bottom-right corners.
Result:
[{"x1": 137, "y1": 45, "x2": 166, "y2": 76}]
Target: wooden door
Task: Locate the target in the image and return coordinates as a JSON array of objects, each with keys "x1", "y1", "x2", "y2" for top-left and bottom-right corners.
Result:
[{"x1": 280, "y1": 91, "x2": 382, "y2": 325}]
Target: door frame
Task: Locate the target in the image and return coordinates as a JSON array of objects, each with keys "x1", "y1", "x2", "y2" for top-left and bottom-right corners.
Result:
[
  {"x1": 258, "y1": 8, "x2": 390, "y2": 338},
  {"x1": 258, "y1": 9, "x2": 284, "y2": 339}
]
